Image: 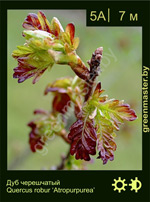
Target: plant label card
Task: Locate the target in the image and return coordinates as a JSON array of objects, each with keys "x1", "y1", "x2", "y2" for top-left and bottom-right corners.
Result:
[{"x1": 0, "y1": 0, "x2": 149, "y2": 202}]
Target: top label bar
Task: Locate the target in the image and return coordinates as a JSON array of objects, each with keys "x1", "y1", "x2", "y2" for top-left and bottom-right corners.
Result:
[{"x1": 86, "y1": 2, "x2": 146, "y2": 26}]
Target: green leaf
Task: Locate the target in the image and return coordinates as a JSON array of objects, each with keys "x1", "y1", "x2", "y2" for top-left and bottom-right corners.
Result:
[{"x1": 12, "y1": 45, "x2": 33, "y2": 58}]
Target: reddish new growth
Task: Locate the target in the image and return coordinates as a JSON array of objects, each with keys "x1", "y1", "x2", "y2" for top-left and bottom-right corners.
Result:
[
  {"x1": 12, "y1": 11, "x2": 137, "y2": 169},
  {"x1": 28, "y1": 121, "x2": 45, "y2": 152},
  {"x1": 68, "y1": 119, "x2": 97, "y2": 161}
]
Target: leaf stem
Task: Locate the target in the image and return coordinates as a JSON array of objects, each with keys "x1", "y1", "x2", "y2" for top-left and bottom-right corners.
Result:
[{"x1": 56, "y1": 149, "x2": 70, "y2": 170}]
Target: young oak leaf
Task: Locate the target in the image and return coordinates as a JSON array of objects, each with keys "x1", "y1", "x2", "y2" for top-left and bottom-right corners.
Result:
[
  {"x1": 97, "y1": 133, "x2": 117, "y2": 165},
  {"x1": 28, "y1": 109, "x2": 65, "y2": 152},
  {"x1": 81, "y1": 82, "x2": 137, "y2": 164},
  {"x1": 44, "y1": 77, "x2": 73, "y2": 114},
  {"x1": 98, "y1": 99, "x2": 137, "y2": 131},
  {"x1": 44, "y1": 77, "x2": 73, "y2": 94},
  {"x1": 52, "y1": 94, "x2": 71, "y2": 114},
  {"x1": 37, "y1": 11, "x2": 51, "y2": 33},
  {"x1": 23, "y1": 11, "x2": 64, "y2": 37},
  {"x1": 65, "y1": 23, "x2": 80, "y2": 50},
  {"x1": 104, "y1": 100, "x2": 137, "y2": 121},
  {"x1": 22, "y1": 11, "x2": 51, "y2": 33},
  {"x1": 68, "y1": 118, "x2": 97, "y2": 161},
  {"x1": 44, "y1": 76, "x2": 85, "y2": 115},
  {"x1": 12, "y1": 29, "x2": 66, "y2": 84},
  {"x1": 92, "y1": 82, "x2": 137, "y2": 130},
  {"x1": 13, "y1": 54, "x2": 51, "y2": 84},
  {"x1": 13, "y1": 11, "x2": 91, "y2": 84},
  {"x1": 12, "y1": 31, "x2": 56, "y2": 84},
  {"x1": 22, "y1": 13, "x2": 42, "y2": 31},
  {"x1": 95, "y1": 115, "x2": 117, "y2": 164},
  {"x1": 50, "y1": 17, "x2": 64, "y2": 37},
  {"x1": 28, "y1": 109, "x2": 52, "y2": 152},
  {"x1": 28, "y1": 121, "x2": 45, "y2": 152},
  {"x1": 65, "y1": 23, "x2": 75, "y2": 44},
  {"x1": 13, "y1": 57, "x2": 48, "y2": 84}
]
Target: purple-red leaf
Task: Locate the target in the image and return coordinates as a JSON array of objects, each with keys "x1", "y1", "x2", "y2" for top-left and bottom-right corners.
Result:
[
  {"x1": 22, "y1": 13, "x2": 41, "y2": 30},
  {"x1": 37, "y1": 11, "x2": 51, "y2": 33},
  {"x1": 23, "y1": 11, "x2": 51, "y2": 33},
  {"x1": 68, "y1": 119, "x2": 97, "y2": 161},
  {"x1": 28, "y1": 121, "x2": 45, "y2": 152},
  {"x1": 44, "y1": 77, "x2": 73, "y2": 114},
  {"x1": 65, "y1": 23, "x2": 75, "y2": 44},
  {"x1": 33, "y1": 109, "x2": 49, "y2": 115},
  {"x1": 82, "y1": 81, "x2": 137, "y2": 165},
  {"x1": 44, "y1": 87, "x2": 67, "y2": 95},
  {"x1": 52, "y1": 93, "x2": 71, "y2": 114},
  {"x1": 97, "y1": 133, "x2": 117, "y2": 165},
  {"x1": 13, "y1": 57, "x2": 47, "y2": 84},
  {"x1": 28, "y1": 109, "x2": 65, "y2": 152}
]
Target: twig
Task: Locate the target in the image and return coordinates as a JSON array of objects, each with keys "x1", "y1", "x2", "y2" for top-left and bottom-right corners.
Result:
[
  {"x1": 56, "y1": 149, "x2": 70, "y2": 170},
  {"x1": 56, "y1": 48, "x2": 103, "y2": 170}
]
